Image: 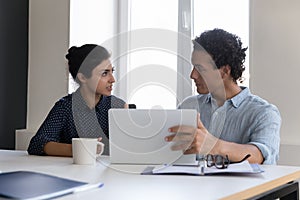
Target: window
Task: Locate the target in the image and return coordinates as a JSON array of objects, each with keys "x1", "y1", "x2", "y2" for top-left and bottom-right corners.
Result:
[
  {"x1": 126, "y1": 0, "x2": 179, "y2": 109},
  {"x1": 193, "y1": 0, "x2": 249, "y2": 87},
  {"x1": 68, "y1": 0, "x2": 116, "y2": 92},
  {"x1": 69, "y1": 0, "x2": 249, "y2": 106}
]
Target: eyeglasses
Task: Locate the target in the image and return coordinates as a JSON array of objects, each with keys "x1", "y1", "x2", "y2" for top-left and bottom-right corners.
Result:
[
  {"x1": 205, "y1": 154, "x2": 229, "y2": 169},
  {"x1": 204, "y1": 154, "x2": 251, "y2": 169}
]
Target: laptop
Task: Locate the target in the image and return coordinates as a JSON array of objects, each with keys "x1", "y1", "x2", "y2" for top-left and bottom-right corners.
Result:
[
  {"x1": 109, "y1": 109, "x2": 197, "y2": 165},
  {"x1": 0, "y1": 171, "x2": 103, "y2": 200}
]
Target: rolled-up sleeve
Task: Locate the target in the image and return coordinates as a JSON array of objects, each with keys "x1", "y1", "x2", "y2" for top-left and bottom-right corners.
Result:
[{"x1": 248, "y1": 105, "x2": 281, "y2": 165}]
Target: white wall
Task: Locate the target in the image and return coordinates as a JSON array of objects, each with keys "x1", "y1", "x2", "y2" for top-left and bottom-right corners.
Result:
[
  {"x1": 16, "y1": 0, "x2": 70, "y2": 150},
  {"x1": 250, "y1": 0, "x2": 300, "y2": 165},
  {"x1": 27, "y1": 0, "x2": 69, "y2": 131}
]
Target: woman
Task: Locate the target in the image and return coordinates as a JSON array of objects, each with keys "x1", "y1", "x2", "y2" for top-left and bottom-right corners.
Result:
[{"x1": 28, "y1": 44, "x2": 127, "y2": 156}]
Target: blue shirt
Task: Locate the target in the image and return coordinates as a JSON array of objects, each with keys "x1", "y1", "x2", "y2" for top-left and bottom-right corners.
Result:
[
  {"x1": 178, "y1": 87, "x2": 281, "y2": 164},
  {"x1": 27, "y1": 89, "x2": 126, "y2": 155}
]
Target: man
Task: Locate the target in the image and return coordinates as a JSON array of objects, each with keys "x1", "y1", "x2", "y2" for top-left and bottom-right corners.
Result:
[{"x1": 165, "y1": 28, "x2": 281, "y2": 164}]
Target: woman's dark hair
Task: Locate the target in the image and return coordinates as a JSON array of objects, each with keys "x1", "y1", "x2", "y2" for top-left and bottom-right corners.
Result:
[
  {"x1": 193, "y1": 28, "x2": 248, "y2": 83},
  {"x1": 65, "y1": 44, "x2": 110, "y2": 83}
]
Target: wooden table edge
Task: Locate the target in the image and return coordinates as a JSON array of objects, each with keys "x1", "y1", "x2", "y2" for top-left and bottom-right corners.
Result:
[{"x1": 220, "y1": 170, "x2": 300, "y2": 200}]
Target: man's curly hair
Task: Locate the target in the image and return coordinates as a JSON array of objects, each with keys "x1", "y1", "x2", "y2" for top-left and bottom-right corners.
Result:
[{"x1": 193, "y1": 28, "x2": 248, "y2": 83}]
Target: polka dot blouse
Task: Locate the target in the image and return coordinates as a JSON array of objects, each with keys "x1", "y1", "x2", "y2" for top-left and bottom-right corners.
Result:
[{"x1": 27, "y1": 89, "x2": 125, "y2": 155}]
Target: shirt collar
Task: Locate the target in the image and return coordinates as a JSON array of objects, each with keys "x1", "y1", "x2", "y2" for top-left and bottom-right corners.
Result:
[
  {"x1": 204, "y1": 94, "x2": 212, "y2": 104},
  {"x1": 73, "y1": 89, "x2": 89, "y2": 112},
  {"x1": 73, "y1": 89, "x2": 106, "y2": 111},
  {"x1": 229, "y1": 86, "x2": 249, "y2": 108},
  {"x1": 204, "y1": 87, "x2": 250, "y2": 108},
  {"x1": 96, "y1": 95, "x2": 107, "y2": 110}
]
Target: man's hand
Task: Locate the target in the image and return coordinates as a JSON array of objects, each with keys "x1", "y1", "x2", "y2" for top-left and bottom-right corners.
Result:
[{"x1": 165, "y1": 113, "x2": 218, "y2": 154}]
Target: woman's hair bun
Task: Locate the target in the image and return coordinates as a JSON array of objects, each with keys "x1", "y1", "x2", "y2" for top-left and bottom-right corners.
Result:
[{"x1": 65, "y1": 46, "x2": 77, "y2": 60}]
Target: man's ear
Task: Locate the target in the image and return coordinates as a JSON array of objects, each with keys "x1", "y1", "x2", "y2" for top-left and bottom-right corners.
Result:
[
  {"x1": 77, "y1": 73, "x2": 87, "y2": 84},
  {"x1": 220, "y1": 65, "x2": 231, "y2": 79}
]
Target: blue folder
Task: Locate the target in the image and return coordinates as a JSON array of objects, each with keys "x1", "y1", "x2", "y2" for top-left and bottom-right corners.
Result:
[{"x1": 0, "y1": 171, "x2": 103, "y2": 200}]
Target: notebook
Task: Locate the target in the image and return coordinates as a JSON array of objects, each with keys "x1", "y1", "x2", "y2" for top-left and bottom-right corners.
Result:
[
  {"x1": 109, "y1": 109, "x2": 197, "y2": 165},
  {"x1": 141, "y1": 160, "x2": 264, "y2": 176},
  {"x1": 0, "y1": 171, "x2": 103, "y2": 200}
]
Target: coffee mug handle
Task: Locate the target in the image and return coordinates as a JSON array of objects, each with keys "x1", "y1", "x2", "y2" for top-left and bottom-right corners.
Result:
[{"x1": 96, "y1": 142, "x2": 104, "y2": 156}]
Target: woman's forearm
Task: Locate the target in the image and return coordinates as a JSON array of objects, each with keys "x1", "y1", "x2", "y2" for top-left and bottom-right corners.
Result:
[{"x1": 44, "y1": 142, "x2": 72, "y2": 157}]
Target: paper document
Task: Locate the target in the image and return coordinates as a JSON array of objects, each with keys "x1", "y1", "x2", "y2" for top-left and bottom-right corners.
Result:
[{"x1": 142, "y1": 160, "x2": 263, "y2": 175}]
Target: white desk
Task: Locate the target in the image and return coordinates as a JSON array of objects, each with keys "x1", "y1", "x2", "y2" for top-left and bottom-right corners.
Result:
[{"x1": 1, "y1": 150, "x2": 300, "y2": 200}]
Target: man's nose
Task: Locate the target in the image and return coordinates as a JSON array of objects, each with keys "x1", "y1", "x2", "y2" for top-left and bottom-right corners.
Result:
[{"x1": 190, "y1": 68, "x2": 198, "y2": 79}]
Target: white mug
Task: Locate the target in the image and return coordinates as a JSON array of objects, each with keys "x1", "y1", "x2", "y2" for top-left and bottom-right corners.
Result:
[{"x1": 72, "y1": 138, "x2": 104, "y2": 165}]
